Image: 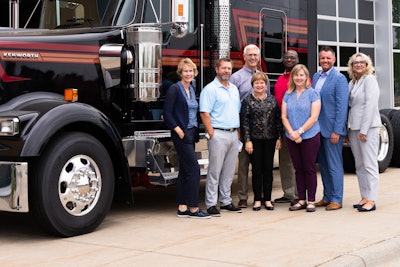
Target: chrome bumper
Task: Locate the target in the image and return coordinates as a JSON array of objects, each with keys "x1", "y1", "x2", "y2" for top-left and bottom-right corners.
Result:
[{"x1": 0, "y1": 162, "x2": 28, "y2": 212}]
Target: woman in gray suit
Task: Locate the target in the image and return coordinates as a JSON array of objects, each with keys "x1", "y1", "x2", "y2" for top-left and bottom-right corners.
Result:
[{"x1": 347, "y1": 53, "x2": 381, "y2": 212}]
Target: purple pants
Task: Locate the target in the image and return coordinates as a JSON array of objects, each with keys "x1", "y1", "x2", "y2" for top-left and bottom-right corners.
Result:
[{"x1": 286, "y1": 133, "x2": 320, "y2": 202}]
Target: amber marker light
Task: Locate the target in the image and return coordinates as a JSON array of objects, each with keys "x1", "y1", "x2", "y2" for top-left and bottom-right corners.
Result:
[
  {"x1": 178, "y1": 4, "x2": 183, "y2": 16},
  {"x1": 64, "y1": 88, "x2": 78, "y2": 102}
]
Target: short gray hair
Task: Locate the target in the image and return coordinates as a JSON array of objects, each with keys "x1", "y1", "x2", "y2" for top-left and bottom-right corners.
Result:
[{"x1": 243, "y1": 44, "x2": 260, "y2": 56}]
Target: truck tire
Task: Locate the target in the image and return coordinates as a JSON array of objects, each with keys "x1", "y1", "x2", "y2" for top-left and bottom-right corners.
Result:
[
  {"x1": 342, "y1": 146, "x2": 355, "y2": 173},
  {"x1": 380, "y1": 108, "x2": 396, "y2": 121},
  {"x1": 389, "y1": 110, "x2": 400, "y2": 166},
  {"x1": 377, "y1": 113, "x2": 394, "y2": 172},
  {"x1": 342, "y1": 113, "x2": 393, "y2": 173},
  {"x1": 31, "y1": 132, "x2": 114, "y2": 237}
]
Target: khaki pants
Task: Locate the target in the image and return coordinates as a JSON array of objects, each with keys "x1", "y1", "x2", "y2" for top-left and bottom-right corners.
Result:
[
  {"x1": 237, "y1": 148, "x2": 250, "y2": 200},
  {"x1": 279, "y1": 136, "x2": 297, "y2": 200}
]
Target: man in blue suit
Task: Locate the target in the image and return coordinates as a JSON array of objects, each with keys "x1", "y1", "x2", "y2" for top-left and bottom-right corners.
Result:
[{"x1": 312, "y1": 46, "x2": 349, "y2": 210}]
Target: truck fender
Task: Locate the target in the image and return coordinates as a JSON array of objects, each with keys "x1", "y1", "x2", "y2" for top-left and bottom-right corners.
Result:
[{"x1": 20, "y1": 101, "x2": 132, "y2": 204}]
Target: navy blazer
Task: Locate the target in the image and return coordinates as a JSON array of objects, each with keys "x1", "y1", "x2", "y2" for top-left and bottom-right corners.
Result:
[
  {"x1": 312, "y1": 68, "x2": 349, "y2": 138},
  {"x1": 163, "y1": 83, "x2": 198, "y2": 140}
]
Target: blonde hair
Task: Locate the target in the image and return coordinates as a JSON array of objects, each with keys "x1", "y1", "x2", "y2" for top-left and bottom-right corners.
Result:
[
  {"x1": 176, "y1": 58, "x2": 198, "y2": 77},
  {"x1": 347, "y1": 53, "x2": 374, "y2": 81},
  {"x1": 287, "y1": 64, "x2": 311, "y2": 94},
  {"x1": 251, "y1": 72, "x2": 268, "y2": 87}
]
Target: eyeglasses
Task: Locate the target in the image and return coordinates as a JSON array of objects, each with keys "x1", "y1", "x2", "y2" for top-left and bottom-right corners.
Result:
[
  {"x1": 283, "y1": 56, "x2": 297, "y2": 60},
  {"x1": 352, "y1": 61, "x2": 367, "y2": 66}
]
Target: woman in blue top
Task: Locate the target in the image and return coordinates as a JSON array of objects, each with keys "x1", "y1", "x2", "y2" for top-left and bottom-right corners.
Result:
[
  {"x1": 163, "y1": 58, "x2": 210, "y2": 219},
  {"x1": 281, "y1": 64, "x2": 321, "y2": 212}
]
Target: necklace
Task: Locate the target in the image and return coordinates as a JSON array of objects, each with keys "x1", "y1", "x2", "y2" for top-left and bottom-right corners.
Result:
[
  {"x1": 184, "y1": 87, "x2": 190, "y2": 98},
  {"x1": 252, "y1": 92, "x2": 267, "y2": 100}
]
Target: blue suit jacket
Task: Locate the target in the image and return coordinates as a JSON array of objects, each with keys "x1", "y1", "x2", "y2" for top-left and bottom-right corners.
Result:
[{"x1": 312, "y1": 68, "x2": 349, "y2": 138}]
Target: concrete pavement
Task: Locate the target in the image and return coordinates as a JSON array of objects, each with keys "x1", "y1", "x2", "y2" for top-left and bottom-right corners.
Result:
[{"x1": 0, "y1": 166, "x2": 400, "y2": 266}]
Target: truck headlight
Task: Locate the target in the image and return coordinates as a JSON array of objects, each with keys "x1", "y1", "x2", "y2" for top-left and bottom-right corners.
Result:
[{"x1": 0, "y1": 118, "x2": 19, "y2": 136}]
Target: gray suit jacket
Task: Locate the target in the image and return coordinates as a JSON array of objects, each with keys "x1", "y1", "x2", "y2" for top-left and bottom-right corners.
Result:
[{"x1": 348, "y1": 75, "x2": 381, "y2": 134}]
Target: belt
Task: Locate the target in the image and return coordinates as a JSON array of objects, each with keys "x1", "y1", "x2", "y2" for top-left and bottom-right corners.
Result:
[{"x1": 214, "y1": 128, "x2": 237, "y2": 132}]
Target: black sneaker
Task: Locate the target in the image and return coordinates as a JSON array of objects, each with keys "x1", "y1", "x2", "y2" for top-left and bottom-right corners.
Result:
[
  {"x1": 274, "y1": 196, "x2": 292, "y2": 203},
  {"x1": 220, "y1": 203, "x2": 242, "y2": 213},
  {"x1": 177, "y1": 209, "x2": 189, "y2": 218},
  {"x1": 207, "y1": 206, "x2": 221, "y2": 217},
  {"x1": 188, "y1": 209, "x2": 211, "y2": 219}
]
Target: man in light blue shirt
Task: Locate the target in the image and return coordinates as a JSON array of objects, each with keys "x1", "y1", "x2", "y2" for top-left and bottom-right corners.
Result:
[{"x1": 200, "y1": 58, "x2": 242, "y2": 216}]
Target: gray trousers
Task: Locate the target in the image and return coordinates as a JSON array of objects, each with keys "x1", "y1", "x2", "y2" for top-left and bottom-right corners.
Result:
[
  {"x1": 205, "y1": 129, "x2": 239, "y2": 208},
  {"x1": 237, "y1": 148, "x2": 250, "y2": 200},
  {"x1": 348, "y1": 128, "x2": 380, "y2": 201},
  {"x1": 279, "y1": 136, "x2": 297, "y2": 200}
]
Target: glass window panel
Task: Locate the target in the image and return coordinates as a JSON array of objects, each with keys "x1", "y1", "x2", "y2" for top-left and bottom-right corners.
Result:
[
  {"x1": 317, "y1": 0, "x2": 336, "y2": 16},
  {"x1": 359, "y1": 24, "x2": 374, "y2": 44},
  {"x1": 340, "y1": 71, "x2": 350, "y2": 81},
  {"x1": 359, "y1": 0, "x2": 373, "y2": 21},
  {"x1": 393, "y1": 1, "x2": 400, "y2": 23},
  {"x1": 339, "y1": 22, "x2": 356, "y2": 43},
  {"x1": 394, "y1": 53, "x2": 400, "y2": 107},
  {"x1": 263, "y1": 42, "x2": 283, "y2": 61},
  {"x1": 339, "y1": 0, "x2": 355, "y2": 19},
  {"x1": 360, "y1": 48, "x2": 375, "y2": 61},
  {"x1": 318, "y1": 20, "x2": 337, "y2": 41},
  {"x1": 340, "y1": 47, "x2": 356, "y2": 67},
  {"x1": 393, "y1": 26, "x2": 400, "y2": 49},
  {"x1": 263, "y1": 15, "x2": 284, "y2": 61}
]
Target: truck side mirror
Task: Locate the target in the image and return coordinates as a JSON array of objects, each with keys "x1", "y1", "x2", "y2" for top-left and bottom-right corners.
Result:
[{"x1": 171, "y1": 0, "x2": 189, "y2": 38}]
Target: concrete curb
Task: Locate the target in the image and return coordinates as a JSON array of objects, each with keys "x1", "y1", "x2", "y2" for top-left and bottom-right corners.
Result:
[{"x1": 318, "y1": 236, "x2": 400, "y2": 266}]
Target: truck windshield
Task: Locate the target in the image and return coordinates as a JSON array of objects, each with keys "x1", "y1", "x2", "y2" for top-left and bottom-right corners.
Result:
[{"x1": 39, "y1": 0, "x2": 136, "y2": 29}]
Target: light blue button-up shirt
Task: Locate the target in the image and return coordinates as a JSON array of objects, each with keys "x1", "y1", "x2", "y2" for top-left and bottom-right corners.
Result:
[
  {"x1": 199, "y1": 78, "x2": 241, "y2": 129},
  {"x1": 313, "y1": 68, "x2": 333, "y2": 93}
]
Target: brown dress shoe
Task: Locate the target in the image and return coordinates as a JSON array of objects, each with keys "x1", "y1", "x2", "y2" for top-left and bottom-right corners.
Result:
[
  {"x1": 238, "y1": 199, "x2": 248, "y2": 208},
  {"x1": 315, "y1": 200, "x2": 330, "y2": 207},
  {"x1": 326, "y1": 202, "x2": 342, "y2": 210}
]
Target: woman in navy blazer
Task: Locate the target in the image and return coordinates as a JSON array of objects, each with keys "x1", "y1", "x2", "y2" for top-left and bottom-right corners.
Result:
[
  {"x1": 163, "y1": 58, "x2": 210, "y2": 219},
  {"x1": 347, "y1": 53, "x2": 381, "y2": 212}
]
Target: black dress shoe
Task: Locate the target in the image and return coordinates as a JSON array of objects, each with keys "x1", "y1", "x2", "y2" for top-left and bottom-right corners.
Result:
[
  {"x1": 207, "y1": 206, "x2": 221, "y2": 217},
  {"x1": 274, "y1": 196, "x2": 291, "y2": 203},
  {"x1": 357, "y1": 204, "x2": 376, "y2": 212},
  {"x1": 353, "y1": 203, "x2": 366, "y2": 208},
  {"x1": 264, "y1": 203, "x2": 275, "y2": 210},
  {"x1": 253, "y1": 206, "x2": 261, "y2": 211},
  {"x1": 220, "y1": 203, "x2": 242, "y2": 213}
]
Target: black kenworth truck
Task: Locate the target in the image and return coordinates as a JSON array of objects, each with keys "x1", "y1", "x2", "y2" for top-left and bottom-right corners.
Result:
[{"x1": 0, "y1": 0, "x2": 194, "y2": 237}]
